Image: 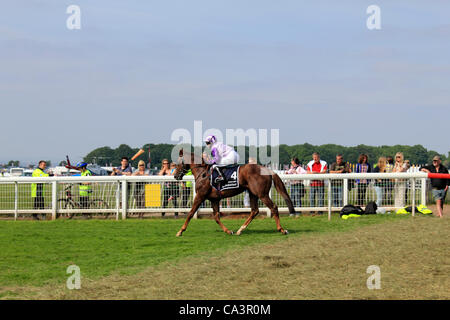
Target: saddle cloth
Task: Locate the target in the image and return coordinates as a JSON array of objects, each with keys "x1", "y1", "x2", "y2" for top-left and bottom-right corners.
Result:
[{"x1": 210, "y1": 165, "x2": 240, "y2": 191}]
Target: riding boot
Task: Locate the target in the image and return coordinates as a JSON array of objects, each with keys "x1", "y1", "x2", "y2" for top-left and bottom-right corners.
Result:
[{"x1": 214, "y1": 166, "x2": 225, "y2": 183}]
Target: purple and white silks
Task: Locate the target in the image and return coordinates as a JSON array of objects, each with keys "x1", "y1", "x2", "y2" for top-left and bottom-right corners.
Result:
[{"x1": 206, "y1": 142, "x2": 239, "y2": 165}]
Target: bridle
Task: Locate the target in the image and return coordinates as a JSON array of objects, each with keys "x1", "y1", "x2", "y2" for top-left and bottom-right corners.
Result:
[{"x1": 175, "y1": 157, "x2": 210, "y2": 181}]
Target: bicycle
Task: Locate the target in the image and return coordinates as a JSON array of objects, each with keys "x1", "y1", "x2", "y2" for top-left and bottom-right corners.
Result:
[{"x1": 57, "y1": 184, "x2": 110, "y2": 219}]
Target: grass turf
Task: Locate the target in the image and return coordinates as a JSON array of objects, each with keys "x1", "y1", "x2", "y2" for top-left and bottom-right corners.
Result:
[{"x1": 0, "y1": 214, "x2": 407, "y2": 292}]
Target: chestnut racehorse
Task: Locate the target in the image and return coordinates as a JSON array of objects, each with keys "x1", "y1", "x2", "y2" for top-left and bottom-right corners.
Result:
[{"x1": 173, "y1": 151, "x2": 295, "y2": 236}]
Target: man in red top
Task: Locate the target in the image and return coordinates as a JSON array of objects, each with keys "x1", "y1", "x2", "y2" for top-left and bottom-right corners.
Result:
[
  {"x1": 421, "y1": 155, "x2": 449, "y2": 218},
  {"x1": 307, "y1": 152, "x2": 328, "y2": 214}
]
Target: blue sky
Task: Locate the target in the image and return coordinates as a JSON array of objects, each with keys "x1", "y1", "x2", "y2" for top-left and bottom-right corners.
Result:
[{"x1": 1, "y1": 1, "x2": 449, "y2": 165}]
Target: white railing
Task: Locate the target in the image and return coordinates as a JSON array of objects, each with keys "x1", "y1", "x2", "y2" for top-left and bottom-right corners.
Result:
[{"x1": 0, "y1": 172, "x2": 431, "y2": 220}]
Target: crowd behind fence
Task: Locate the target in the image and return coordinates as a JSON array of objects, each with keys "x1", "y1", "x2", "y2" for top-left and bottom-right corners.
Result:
[{"x1": 0, "y1": 172, "x2": 443, "y2": 221}]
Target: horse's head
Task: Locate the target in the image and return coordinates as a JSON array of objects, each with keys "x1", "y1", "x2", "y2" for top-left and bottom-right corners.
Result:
[
  {"x1": 174, "y1": 149, "x2": 189, "y2": 180},
  {"x1": 173, "y1": 149, "x2": 207, "y2": 180}
]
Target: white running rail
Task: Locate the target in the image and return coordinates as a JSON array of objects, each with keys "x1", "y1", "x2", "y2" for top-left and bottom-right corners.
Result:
[{"x1": 0, "y1": 172, "x2": 430, "y2": 220}]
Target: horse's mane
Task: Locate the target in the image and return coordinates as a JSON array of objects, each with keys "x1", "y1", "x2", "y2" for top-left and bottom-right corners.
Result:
[{"x1": 182, "y1": 151, "x2": 207, "y2": 166}]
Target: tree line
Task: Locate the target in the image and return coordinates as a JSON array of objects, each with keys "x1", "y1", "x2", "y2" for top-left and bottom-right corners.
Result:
[
  {"x1": 84, "y1": 143, "x2": 449, "y2": 169},
  {"x1": 1, "y1": 160, "x2": 51, "y2": 169}
]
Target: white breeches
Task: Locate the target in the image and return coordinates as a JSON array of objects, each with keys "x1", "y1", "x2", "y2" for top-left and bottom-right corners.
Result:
[{"x1": 218, "y1": 152, "x2": 240, "y2": 165}]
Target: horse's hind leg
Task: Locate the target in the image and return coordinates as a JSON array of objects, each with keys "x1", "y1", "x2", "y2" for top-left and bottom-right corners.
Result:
[
  {"x1": 176, "y1": 195, "x2": 203, "y2": 237},
  {"x1": 236, "y1": 192, "x2": 259, "y2": 235},
  {"x1": 211, "y1": 200, "x2": 234, "y2": 235},
  {"x1": 260, "y1": 195, "x2": 288, "y2": 235}
]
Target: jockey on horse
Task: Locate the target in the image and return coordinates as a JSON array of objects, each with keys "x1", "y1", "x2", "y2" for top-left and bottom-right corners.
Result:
[{"x1": 204, "y1": 135, "x2": 240, "y2": 184}]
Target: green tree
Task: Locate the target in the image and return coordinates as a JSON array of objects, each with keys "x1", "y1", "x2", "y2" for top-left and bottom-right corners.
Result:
[
  {"x1": 7, "y1": 160, "x2": 20, "y2": 167},
  {"x1": 84, "y1": 146, "x2": 115, "y2": 166},
  {"x1": 83, "y1": 143, "x2": 448, "y2": 169}
]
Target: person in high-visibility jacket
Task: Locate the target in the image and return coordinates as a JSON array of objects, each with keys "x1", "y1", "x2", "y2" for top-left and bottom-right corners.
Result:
[
  {"x1": 77, "y1": 162, "x2": 92, "y2": 209},
  {"x1": 31, "y1": 161, "x2": 52, "y2": 220},
  {"x1": 181, "y1": 169, "x2": 193, "y2": 208}
]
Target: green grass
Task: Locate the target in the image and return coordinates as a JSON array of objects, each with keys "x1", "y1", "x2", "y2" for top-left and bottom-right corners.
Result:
[{"x1": 0, "y1": 214, "x2": 407, "y2": 290}]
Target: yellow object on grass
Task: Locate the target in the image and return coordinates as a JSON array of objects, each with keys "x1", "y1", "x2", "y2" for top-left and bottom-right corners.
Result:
[
  {"x1": 418, "y1": 205, "x2": 432, "y2": 215},
  {"x1": 396, "y1": 205, "x2": 433, "y2": 215},
  {"x1": 341, "y1": 214, "x2": 362, "y2": 220},
  {"x1": 396, "y1": 208, "x2": 409, "y2": 215}
]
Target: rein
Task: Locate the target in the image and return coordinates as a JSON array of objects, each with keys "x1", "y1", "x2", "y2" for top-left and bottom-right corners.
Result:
[{"x1": 176, "y1": 159, "x2": 210, "y2": 181}]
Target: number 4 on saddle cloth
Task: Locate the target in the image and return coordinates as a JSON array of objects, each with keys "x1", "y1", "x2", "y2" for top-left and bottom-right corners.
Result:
[{"x1": 210, "y1": 165, "x2": 240, "y2": 191}]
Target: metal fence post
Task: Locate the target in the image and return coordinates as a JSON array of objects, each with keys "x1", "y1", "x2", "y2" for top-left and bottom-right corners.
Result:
[
  {"x1": 327, "y1": 179, "x2": 331, "y2": 221},
  {"x1": 343, "y1": 179, "x2": 348, "y2": 206},
  {"x1": 51, "y1": 181, "x2": 57, "y2": 220},
  {"x1": 411, "y1": 178, "x2": 416, "y2": 217},
  {"x1": 14, "y1": 182, "x2": 18, "y2": 221},
  {"x1": 421, "y1": 178, "x2": 427, "y2": 206},
  {"x1": 121, "y1": 180, "x2": 127, "y2": 220},
  {"x1": 116, "y1": 181, "x2": 120, "y2": 220}
]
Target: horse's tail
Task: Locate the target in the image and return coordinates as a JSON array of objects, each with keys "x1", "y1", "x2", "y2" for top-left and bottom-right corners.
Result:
[{"x1": 272, "y1": 173, "x2": 295, "y2": 214}]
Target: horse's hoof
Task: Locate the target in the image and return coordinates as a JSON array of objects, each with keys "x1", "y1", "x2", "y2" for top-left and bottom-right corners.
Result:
[
  {"x1": 283, "y1": 230, "x2": 289, "y2": 235},
  {"x1": 176, "y1": 232, "x2": 182, "y2": 237},
  {"x1": 229, "y1": 231, "x2": 234, "y2": 235}
]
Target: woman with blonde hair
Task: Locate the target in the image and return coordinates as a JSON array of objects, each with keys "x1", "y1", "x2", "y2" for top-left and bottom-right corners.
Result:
[
  {"x1": 373, "y1": 157, "x2": 387, "y2": 207},
  {"x1": 393, "y1": 152, "x2": 408, "y2": 208}
]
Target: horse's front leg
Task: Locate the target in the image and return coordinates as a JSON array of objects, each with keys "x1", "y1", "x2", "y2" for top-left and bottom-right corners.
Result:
[
  {"x1": 211, "y1": 199, "x2": 234, "y2": 235},
  {"x1": 176, "y1": 195, "x2": 204, "y2": 237}
]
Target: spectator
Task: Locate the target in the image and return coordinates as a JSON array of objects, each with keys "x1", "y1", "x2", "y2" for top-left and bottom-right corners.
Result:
[
  {"x1": 31, "y1": 160, "x2": 53, "y2": 220},
  {"x1": 132, "y1": 160, "x2": 150, "y2": 218},
  {"x1": 159, "y1": 159, "x2": 177, "y2": 217},
  {"x1": 386, "y1": 156, "x2": 394, "y2": 172},
  {"x1": 285, "y1": 157, "x2": 307, "y2": 215},
  {"x1": 385, "y1": 156, "x2": 395, "y2": 205},
  {"x1": 404, "y1": 160, "x2": 411, "y2": 172},
  {"x1": 170, "y1": 162, "x2": 177, "y2": 175},
  {"x1": 181, "y1": 169, "x2": 193, "y2": 210},
  {"x1": 355, "y1": 153, "x2": 372, "y2": 206},
  {"x1": 393, "y1": 152, "x2": 408, "y2": 208},
  {"x1": 76, "y1": 162, "x2": 92, "y2": 210},
  {"x1": 421, "y1": 155, "x2": 449, "y2": 218},
  {"x1": 111, "y1": 156, "x2": 133, "y2": 209},
  {"x1": 373, "y1": 157, "x2": 387, "y2": 207},
  {"x1": 158, "y1": 159, "x2": 171, "y2": 176},
  {"x1": 169, "y1": 162, "x2": 181, "y2": 215},
  {"x1": 306, "y1": 152, "x2": 328, "y2": 214},
  {"x1": 111, "y1": 157, "x2": 133, "y2": 176},
  {"x1": 328, "y1": 154, "x2": 351, "y2": 207}
]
